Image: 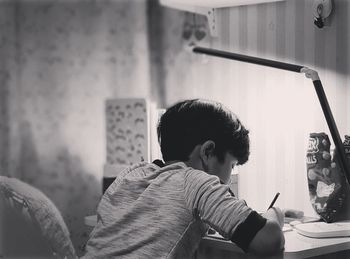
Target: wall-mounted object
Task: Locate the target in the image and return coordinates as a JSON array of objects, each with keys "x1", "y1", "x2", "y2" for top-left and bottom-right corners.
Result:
[
  {"x1": 313, "y1": 0, "x2": 333, "y2": 29},
  {"x1": 160, "y1": 0, "x2": 285, "y2": 36}
]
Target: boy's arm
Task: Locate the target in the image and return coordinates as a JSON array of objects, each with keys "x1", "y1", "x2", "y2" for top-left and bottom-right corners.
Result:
[{"x1": 184, "y1": 169, "x2": 284, "y2": 255}]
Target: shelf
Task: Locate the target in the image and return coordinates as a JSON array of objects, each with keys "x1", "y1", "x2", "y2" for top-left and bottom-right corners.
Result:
[
  {"x1": 160, "y1": 0, "x2": 285, "y2": 8},
  {"x1": 160, "y1": 0, "x2": 285, "y2": 37}
]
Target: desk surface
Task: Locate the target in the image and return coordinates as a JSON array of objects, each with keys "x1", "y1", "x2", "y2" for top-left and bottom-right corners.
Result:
[
  {"x1": 85, "y1": 215, "x2": 350, "y2": 258},
  {"x1": 203, "y1": 229, "x2": 350, "y2": 259}
]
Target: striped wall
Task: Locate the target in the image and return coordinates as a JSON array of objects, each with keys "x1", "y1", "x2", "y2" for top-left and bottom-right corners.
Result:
[{"x1": 160, "y1": 0, "x2": 350, "y2": 216}]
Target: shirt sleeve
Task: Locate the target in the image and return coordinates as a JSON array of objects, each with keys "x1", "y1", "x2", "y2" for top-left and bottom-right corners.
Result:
[
  {"x1": 230, "y1": 210, "x2": 266, "y2": 252},
  {"x1": 183, "y1": 168, "x2": 266, "y2": 252}
]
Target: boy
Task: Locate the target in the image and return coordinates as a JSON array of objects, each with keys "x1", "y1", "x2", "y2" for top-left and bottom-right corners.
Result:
[{"x1": 84, "y1": 99, "x2": 285, "y2": 258}]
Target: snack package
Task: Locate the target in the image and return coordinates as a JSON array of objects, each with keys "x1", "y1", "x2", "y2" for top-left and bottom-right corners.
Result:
[{"x1": 306, "y1": 133, "x2": 348, "y2": 222}]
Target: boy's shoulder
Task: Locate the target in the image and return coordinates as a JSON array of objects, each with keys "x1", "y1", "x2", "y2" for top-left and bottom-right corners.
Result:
[{"x1": 127, "y1": 161, "x2": 218, "y2": 185}]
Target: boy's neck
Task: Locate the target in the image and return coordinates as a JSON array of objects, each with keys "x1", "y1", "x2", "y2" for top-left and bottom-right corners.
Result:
[{"x1": 163, "y1": 160, "x2": 202, "y2": 170}]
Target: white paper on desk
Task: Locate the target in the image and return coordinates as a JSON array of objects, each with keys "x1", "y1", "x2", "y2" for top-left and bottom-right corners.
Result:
[
  {"x1": 285, "y1": 215, "x2": 320, "y2": 224},
  {"x1": 207, "y1": 232, "x2": 228, "y2": 240},
  {"x1": 283, "y1": 225, "x2": 293, "y2": 232}
]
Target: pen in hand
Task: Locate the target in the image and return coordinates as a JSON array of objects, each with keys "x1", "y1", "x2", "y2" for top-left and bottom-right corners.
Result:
[{"x1": 267, "y1": 192, "x2": 280, "y2": 210}]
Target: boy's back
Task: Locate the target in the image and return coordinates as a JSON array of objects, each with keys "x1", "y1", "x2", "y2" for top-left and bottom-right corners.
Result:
[
  {"x1": 84, "y1": 161, "x2": 254, "y2": 258},
  {"x1": 83, "y1": 99, "x2": 285, "y2": 258}
]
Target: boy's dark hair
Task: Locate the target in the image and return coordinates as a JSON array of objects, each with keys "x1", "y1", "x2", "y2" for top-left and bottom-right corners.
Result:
[{"x1": 157, "y1": 99, "x2": 250, "y2": 165}]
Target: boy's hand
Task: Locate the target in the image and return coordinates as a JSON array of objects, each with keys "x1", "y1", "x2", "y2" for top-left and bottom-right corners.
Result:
[
  {"x1": 262, "y1": 207, "x2": 284, "y2": 228},
  {"x1": 249, "y1": 208, "x2": 285, "y2": 255}
]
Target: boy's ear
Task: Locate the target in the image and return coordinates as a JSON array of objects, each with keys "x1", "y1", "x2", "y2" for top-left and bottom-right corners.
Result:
[{"x1": 200, "y1": 140, "x2": 216, "y2": 166}]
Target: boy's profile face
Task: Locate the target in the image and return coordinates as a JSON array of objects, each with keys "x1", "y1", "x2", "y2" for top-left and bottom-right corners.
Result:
[{"x1": 207, "y1": 152, "x2": 238, "y2": 184}]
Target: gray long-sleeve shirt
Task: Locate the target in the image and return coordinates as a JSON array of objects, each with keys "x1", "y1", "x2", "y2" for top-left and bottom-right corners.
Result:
[{"x1": 83, "y1": 162, "x2": 265, "y2": 258}]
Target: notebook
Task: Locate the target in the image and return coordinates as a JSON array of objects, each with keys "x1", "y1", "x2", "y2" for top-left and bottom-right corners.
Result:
[{"x1": 294, "y1": 220, "x2": 350, "y2": 238}]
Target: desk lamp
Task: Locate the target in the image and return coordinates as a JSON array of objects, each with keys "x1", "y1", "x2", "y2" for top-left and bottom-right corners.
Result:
[{"x1": 192, "y1": 46, "x2": 350, "y2": 192}]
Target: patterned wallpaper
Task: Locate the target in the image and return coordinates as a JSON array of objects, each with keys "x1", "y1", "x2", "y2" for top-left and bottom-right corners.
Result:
[
  {"x1": 106, "y1": 98, "x2": 149, "y2": 165},
  {"x1": 0, "y1": 0, "x2": 152, "y2": 255},
  {"x1": 0, "y1": 3, "x2": 16, "y2": 177},
  {"x1": 157, "y1": 0, "x2": 350, "y2": 216}
]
